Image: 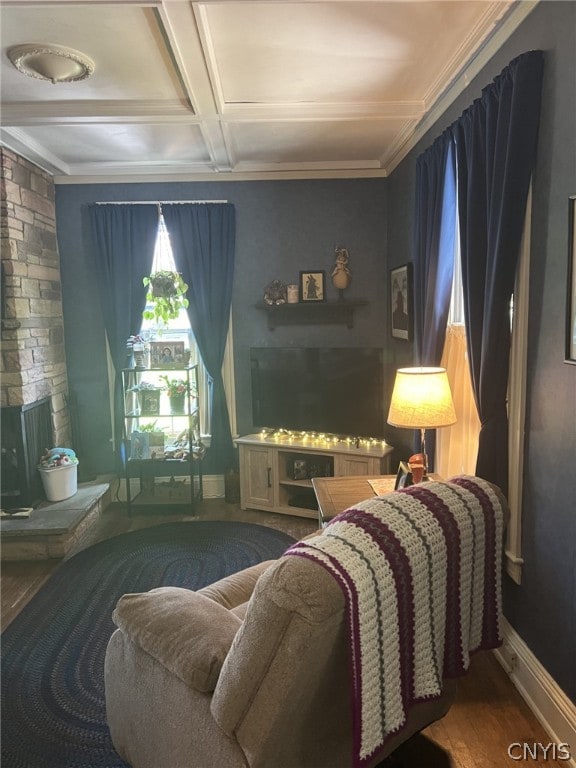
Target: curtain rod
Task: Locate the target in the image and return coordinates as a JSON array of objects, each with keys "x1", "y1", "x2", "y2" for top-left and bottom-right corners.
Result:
[{"x1": 94, "y1": 200, "x2": 228, "y2": 205}]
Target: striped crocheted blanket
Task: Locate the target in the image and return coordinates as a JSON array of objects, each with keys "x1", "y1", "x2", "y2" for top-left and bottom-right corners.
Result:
[{"x1": 285, "y1": 475, "x2": 505, "y2": 768}]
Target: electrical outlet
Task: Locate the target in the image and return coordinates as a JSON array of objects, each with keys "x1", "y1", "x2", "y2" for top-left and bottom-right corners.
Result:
[{"x1": 499, "y1": 642, "x2": 518, "y2": 673}]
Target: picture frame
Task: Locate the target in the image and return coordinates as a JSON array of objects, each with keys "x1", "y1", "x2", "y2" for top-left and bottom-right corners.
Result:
[
  {"x1": 299, "y1": 270, "x2": 326, "y2": 302},
  {"x1": 140, "y1": 389, "x2": 161, "y2": 416},
  {"x1": 292, "y1": 459, "x2": 308, "y2": 480},
  {"x1": 390, "y1": 263, "x2": 413, "y2": 341},
  {"x1": 394, "y1": 461, "x2": 413, "y2": 490},
  {"x1": 149, "y1": 341, "x2": 186, "y2": 369},
  {"x1": 130, "y1": 430, "x2": 165, "y2": 460},
  {"x1": 566, "y1": 196, "x2": 576, "y2": 364}
]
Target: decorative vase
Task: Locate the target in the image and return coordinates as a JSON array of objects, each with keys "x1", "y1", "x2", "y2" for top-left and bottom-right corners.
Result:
[
  {"x1": 169, "y1": 393, "x2": 186, "y2": 415},
  {"x1": 287, "y1": 284, "x2": 299, "y2": 303},
  {"x1": 133, "y1": 342, "x2": 146, "y2": 368}
]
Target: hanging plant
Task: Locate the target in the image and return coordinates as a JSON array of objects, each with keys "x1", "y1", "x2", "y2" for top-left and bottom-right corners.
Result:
[{"x1": 142, "y1": 271, "x2": 189, "y2": 327}]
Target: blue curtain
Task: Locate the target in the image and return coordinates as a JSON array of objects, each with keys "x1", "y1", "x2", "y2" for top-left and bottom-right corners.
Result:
[
  {"x1": 412, "y1": 132, "x2": 457, "y2": 468},
  {"x1": 162, "y1": 203, "x2": 236, "y2": 472},
  {"x1": 89, "y1": 204, "x2": 159, "y2": 455},
  {"x1": 452, "y1": 50, "x2": 544, "y2": 493},
  {"x1": 414, "y1": 131, "x2": 457, "y2": 365}
]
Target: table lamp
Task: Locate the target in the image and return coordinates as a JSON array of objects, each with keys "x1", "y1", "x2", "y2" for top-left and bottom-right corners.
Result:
[{"x1": 387, "y1": 367, "x2": 457, "y2": 479}]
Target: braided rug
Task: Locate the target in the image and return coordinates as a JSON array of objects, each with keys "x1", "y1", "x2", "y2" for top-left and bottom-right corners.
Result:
[{"x1": 1, "y1": 521, "x2": 294, "y2": 768}]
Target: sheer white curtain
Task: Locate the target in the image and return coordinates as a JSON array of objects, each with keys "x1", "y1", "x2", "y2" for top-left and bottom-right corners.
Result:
[{"x1": 437, "y1": 324, "x2": 480, "y2": 478}]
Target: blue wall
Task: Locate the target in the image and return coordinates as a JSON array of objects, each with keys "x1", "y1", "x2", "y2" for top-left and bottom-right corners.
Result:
[
  {"x1": 55, "y1": 178, "x2": 415, "y2": 475},
  {"x1": 388, "y1": 1, "x2": 575, "y2": 701}
]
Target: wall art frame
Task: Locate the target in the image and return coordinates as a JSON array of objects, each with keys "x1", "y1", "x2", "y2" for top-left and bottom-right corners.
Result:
[
  {"x1": 390, "y1": 263, "x2": 413, "y2": 341},
  {"x1": 566, "y1": 195, "x2": 576, "y2": 364},
  {"x1": 149, "y1": 340, "x2": 186, "y2": 369},
  {"x1": 299, "y1": 270, "x2": 326, "y2": 302}
]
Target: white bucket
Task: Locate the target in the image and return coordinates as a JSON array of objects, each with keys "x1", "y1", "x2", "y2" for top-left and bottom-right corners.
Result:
[{"x1": 38, "y1": 463, "x2": 78, "y2": 502}]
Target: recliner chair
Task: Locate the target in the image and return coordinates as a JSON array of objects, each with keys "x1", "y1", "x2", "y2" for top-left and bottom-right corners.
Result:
[{"x1": 105, "y1": 476, "x2": 506, "y2": 768}]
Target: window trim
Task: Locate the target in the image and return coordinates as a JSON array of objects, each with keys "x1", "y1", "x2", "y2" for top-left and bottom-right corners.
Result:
[{"x1": 506, "y1": 184, "x2": 531, "y2": 585}]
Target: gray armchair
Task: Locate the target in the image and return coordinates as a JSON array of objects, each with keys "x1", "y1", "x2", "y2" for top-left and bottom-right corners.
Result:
[{"x1": 105, "y1": 476, "x2": 505, "y2": 768}]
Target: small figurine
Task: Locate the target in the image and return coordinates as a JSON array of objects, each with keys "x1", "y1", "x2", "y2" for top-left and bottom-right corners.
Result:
[
  {"x1": 263, "y1": 280, "x2": 287, "y2": 305},
  {"x1": 331, "y1": 247, "x2": 352, "y2": 298},
  {"x1": 408, "y1": 453, "x2": 426, "y2": 484}
]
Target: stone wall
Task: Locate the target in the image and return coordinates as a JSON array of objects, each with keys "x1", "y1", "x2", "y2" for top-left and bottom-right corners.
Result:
[{"x1": 0, "y1": 147, "x2": 71, "y2": 445}]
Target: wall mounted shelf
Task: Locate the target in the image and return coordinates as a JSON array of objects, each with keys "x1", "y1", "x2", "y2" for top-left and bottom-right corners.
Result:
[{"x1": 256, "y1": 300, "x2": 368, "y2": 330}]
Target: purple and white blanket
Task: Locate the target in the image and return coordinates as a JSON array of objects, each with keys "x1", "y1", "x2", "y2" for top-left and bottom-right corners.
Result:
[{"x1": 285, "y1": 475, "x2": 505, "y2": 768}]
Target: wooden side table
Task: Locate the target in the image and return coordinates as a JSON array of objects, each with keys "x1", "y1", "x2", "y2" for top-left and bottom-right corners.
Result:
[
  {"x1": 312, "y1": 475, "x2": 396, "y2": 527},
  {"x1": 312, "y1": 473, "x2": 441, "y2": 527}
]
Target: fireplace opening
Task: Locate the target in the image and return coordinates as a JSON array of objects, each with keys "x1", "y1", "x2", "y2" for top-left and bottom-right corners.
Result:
[{"x1": 1, "y1": 397, "x2": 53, "y2": 509}]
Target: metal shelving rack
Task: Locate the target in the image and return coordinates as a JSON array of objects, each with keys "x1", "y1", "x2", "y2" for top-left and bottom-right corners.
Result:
[{"x1": 121, "y1": 364, "x2": 203, "y2": 515}]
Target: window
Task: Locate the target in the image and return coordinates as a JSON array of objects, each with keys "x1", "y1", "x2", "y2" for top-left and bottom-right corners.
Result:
[
  {"x1": 137, "y1": 213, "x2": 237, "y2": 443},
  {"x1": 140, "y1": 214, "x2": 212, "y2": 438},
  {"x1": 437, "y1": 210, "x2": 481, "y2": 479},
  {"x1": 436, "y1": 171, "x2": 530, "y2": 584}
]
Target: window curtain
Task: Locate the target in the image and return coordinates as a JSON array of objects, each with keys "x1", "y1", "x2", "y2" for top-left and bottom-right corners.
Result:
[
  {"x1": 452, "y1": 50, "x2": 544, "y2": 493},
  {"x1": 412, "y1": 131, "x2": 457, "y2": 468},
  {"x1": 437, "y1": 324, "x2": 480, "y2": 478},
  {"x1": 162, "y1": 203, "x2": 236, "y2": 472},
  {"x1": 89, "y1": 204, "x2": 159, "y2": 456}
]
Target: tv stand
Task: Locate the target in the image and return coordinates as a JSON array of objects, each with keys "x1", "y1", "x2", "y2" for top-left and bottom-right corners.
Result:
[{"x1": 235, "y1": 433, "x2": 394, "y2": 519}]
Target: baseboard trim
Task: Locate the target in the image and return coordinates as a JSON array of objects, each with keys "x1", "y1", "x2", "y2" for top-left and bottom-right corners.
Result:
[
  {"x1": 115, "y1": 474, "x2": 225, "y2": 501},
  {"x1": 201, "y1": 474, "x2": 224, "y2": 499},
  {"x1": 494, "y1": 618, "x2": 576, "y2": 767}
]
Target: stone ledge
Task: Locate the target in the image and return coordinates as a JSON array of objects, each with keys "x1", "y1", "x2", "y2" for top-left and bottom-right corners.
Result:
[{"x1": 1, "y1": 481, "x2": 110, "y2": 561}]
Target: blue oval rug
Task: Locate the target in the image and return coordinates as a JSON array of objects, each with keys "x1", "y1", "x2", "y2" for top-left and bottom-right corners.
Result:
[{"x1": 1, "y1": 521, "x2": 295, "y2": 768}]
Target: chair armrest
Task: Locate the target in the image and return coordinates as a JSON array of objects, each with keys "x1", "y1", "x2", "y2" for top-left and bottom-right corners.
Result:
[
  {"x1": 197, "y1": 560, "x2": 276, "y2": 609},
  {"x1": 113, "y1": 587, "x2": 242, "y2": 692}
]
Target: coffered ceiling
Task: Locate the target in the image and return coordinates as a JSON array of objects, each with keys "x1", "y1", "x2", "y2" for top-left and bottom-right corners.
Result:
[{"x1": 0, "y1": 0, "x2": 536, "y2": 183}]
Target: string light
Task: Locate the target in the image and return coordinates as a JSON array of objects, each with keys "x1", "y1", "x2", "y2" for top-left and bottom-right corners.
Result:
[{"x1": 256, "y1": 428, "x2": 387, "y2": 449}]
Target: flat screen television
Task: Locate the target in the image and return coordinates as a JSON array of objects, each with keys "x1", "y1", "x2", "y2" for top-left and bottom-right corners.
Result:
[{"x1": 250, "y1": 347, "x2": 385, "y2": 438}]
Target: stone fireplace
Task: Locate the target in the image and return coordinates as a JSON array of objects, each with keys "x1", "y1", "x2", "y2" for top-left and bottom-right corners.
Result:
[{"x1": 1, "y1": 147, "x2": 72, "y2": 508}]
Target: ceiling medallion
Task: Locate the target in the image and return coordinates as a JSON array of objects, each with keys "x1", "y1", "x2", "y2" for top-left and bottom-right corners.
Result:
[{"x1": 7, "y1": 44, "x2": 94, "y2": 84}]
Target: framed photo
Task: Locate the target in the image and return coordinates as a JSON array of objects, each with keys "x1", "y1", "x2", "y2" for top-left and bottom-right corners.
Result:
[
  {"x1": 150, "y1": 341, "x2": 186, "y2": 369},
  {"x1": 292, "y1": 459, "x2": 308, "y2": 480},
  {"x1": 140, "y1": 389, "x2": 161, "y2": 416},
  {"x1": 299, "y1": 270, "x2": 326, "y2": 302},
  {"x1": 390, "y1": 263, "x2": 413, "y2": 341},
  {"x1": 130, "y1": 430, "x2": 165, "y2": 460},
  {"x1": 566, "y1": 196, "x2": 576, "y2": 364},
  {"x1": 394, "y1": 461, "x2": 413, "y2": 490}
]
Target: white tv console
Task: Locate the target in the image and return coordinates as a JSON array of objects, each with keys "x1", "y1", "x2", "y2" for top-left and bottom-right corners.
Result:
[{"x1": 236, "y1": 432, "x2": 394, "y2": 519}]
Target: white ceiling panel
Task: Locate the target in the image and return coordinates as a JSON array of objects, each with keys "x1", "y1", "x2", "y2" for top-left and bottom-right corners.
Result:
[
  {"x1": 229, "y1": 118, "x2": 411, "y2": 166},
  {"x1": 1, "y1": 5, "x2": 189, "y2": 105},
  {"x1": 202, "y1": 1, "x2": 507, "y2": 105},
  {"x1": 9, "y1": 123, "x2": 211, "y2": 166},
  {"x1": 0, "y1": 0, "x2": 534, "y2": 182}
]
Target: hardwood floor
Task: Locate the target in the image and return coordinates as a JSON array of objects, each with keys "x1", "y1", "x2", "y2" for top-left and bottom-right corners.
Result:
[{"x1": 1, "y1": 499, "x2": 565, "y2": 767}]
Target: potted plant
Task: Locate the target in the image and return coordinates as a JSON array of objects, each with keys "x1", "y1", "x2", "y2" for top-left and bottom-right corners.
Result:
[
  {"x1": 128, "y1": 381, "x2": 162, "y2": 416},
  {"x1": 160, "y1": 375, "x2": 192, "y2": 415},
  {"x1": 143, "y1": 271, "x2": 189, "y2": 327}
]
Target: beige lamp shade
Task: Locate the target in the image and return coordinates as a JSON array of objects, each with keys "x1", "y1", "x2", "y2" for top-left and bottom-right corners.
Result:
[{"x1": 387, "y1": 367, "x2": 457, "y2": 429}]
